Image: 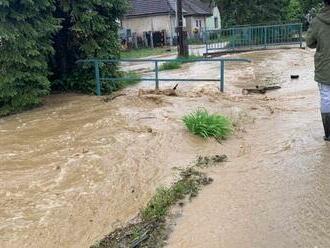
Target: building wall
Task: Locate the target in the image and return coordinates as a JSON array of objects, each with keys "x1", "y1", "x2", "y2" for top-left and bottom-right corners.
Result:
[
  {"x1": 206, "y1": 7, "x2": 221, "y2": 30},
  {"x1": 186, "y1": 16, "x2": 207, "y2": 37},
  {"x1": 122, "y1": 14, "x2": 190, "y2": 45},
  {"x1": 122, "y1": 15, "x2": 173, "y2": 37}
]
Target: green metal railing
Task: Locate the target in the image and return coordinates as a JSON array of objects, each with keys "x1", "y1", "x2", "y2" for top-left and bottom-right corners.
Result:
[
  {"x1": 77, "y1": 58, "x2": 251, "y2": 96},
  {"x1": 205, "y1": 23, "x2": 303, "y2": 53}
]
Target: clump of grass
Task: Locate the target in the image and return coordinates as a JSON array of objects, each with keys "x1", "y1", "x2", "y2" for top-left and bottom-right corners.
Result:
[
  {"x1": 91, "y1": 167, "x2": 213, "y2": 248},
  {"x1": 141, "y1": 168, "x2": 209, "y2": 222},
  {"x1": 183, "y1": 109, "x2": 233, "y2": 139},
  {"x1": 159, "y1": 61, "x2": 182, "y2": 71},
  {"x1": 91, "y1": 154, "x2": 227, "y2": 248},
  {"x1": 158, "y1": 55, "x2": 204, "y2": 71}
]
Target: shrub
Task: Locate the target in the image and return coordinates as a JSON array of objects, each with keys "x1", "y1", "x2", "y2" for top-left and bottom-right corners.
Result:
[
  {"x1": 183, "y1": 109, "x2": 233, "y2": 139},
  {"x1": 0, "y1": 0, "x2": 58, "y2": 117}
]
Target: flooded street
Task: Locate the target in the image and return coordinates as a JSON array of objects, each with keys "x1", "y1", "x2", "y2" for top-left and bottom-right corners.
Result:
[
  {"x1": 168, "y1": 49, "x2": 330, "y2": 247},
  {"x1": 1, "y1": 48, "x2": 329, "y2": 247}
]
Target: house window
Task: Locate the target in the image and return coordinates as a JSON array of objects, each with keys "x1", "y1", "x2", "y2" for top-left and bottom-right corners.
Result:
[
  {"x1": 196, "y1": 19, "x2": 202, "y2": 28},
  {"x1": 214, "y1": 17, "x2": 219, "y2": 29}
]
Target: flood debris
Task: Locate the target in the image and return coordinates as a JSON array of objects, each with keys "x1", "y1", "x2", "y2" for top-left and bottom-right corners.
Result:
[
  {"x1": 196, "y1": 155, "x2": 228, "y2": 168},
  {"x1": 103, "y1": 93, "x2": 127, "y2": 102},
  {"x1": 138, "y1": 84, "x2": 179, "y2": 97},
  {"x1": 290, "y1": 75, "x2": 299, "y2": 79},
  {"x1": 242, "y1": 85, "x2": 281, "y2": 95},
  {"x1": 91, "y1": 155, "x2": 227, "y2": 248}
]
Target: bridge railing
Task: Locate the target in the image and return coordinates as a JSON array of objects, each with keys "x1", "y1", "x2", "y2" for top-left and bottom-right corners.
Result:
[
  {"x1": 77, "y1": 58, "x2": 251, "y2": 96},
  {"x1": 205, "y1": 23, "x2": 303, "y2": 53}
]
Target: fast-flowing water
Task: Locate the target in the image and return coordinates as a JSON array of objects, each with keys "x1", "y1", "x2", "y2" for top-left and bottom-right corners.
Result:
[
  {"x1": 167, "y1": 49, "x2": 330, "y2": 247},
  {"x1": 1, "y1": 48, "x2": 329, "y2": 247}
]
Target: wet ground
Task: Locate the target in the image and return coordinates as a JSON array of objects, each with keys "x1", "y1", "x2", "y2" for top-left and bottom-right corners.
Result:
[{"x1": 1, "y1": 48, "x2": 329, "y2": 247}]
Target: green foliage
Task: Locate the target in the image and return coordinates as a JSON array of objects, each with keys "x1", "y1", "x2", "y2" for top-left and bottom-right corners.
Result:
[
  {"x1": 0, "y1": 0, "x2": 128, "y2": 116},
  {"x1": 50, "y1": 0, "x2": 129, "y2": 94},
  {"x1": 159, "y1": 61, "x2": 182, "y2": 71},
  {"x1": 183, "y1": 109, "x2": 233, "y2": 139},
  {"x1": 213, "y1": 0, "x2": 325, "y2": 27},
  {"x1": 114, "y1": 71, "x2": 141, "y2": 90},
  {"x1": 214, "y1": 0, "x2": 291, "y2": 27},
  {"x1": 0, "y1": 0, "x2": 58, "y2": 116},
  {"x1": 141, "y1": 168, "x2": 204, "y2": 222},
  {"x1": 158, "y1": 55, "x2": 204, "y2": 71},
  {"x1": 121, "y1": 48, "x2": 172, "y2": 59},
  {"x1": 287, "y1": 0, "x2": 304, "y2": 20}
]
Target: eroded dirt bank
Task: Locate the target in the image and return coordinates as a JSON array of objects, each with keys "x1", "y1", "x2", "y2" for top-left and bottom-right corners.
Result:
[{"x1": 1, "y1": 49, "x2": 328, "y2": 247}]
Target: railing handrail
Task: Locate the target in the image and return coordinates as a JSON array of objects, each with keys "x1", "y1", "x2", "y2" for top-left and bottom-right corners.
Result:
[
  {"x1": 77, "y1": 58, "x2": 251, "y2": 64},
  {"x1": 205, "y1": 23, "x2": 303, "y2": 33},
  {"x1": 77, "y1": 57, "x2": 251, "y2": 96}
]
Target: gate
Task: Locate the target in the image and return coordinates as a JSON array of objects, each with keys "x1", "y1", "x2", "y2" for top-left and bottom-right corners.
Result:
[{"x1": 205, "y1": 23, "x2": 303, "y2": 53}]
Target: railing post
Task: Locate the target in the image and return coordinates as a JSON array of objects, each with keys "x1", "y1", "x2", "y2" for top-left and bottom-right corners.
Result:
[
  {"x1": 299, "y1": 23, "x2": 303, "y2": 48},
  {"x1": 264, "y1": 27, "x2": 267, "y2": 48},
  {"x1": 94, "y1": 60, "x2": 101, "y2": 96},
  {"x1": 155, "y1": 61, "x2": 159, "y2": 90},
  {"x1": 220, "y1": 61, "x2": 225, "y2": 92}
]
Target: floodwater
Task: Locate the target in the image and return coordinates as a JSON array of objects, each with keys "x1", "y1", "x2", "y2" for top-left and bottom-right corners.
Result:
[
  {"x1": 1, "y1": 48, "x2": 329, "y2": 247},
  {"x1": 167, "y1": 49, "x2": 330, "y2": 247}
]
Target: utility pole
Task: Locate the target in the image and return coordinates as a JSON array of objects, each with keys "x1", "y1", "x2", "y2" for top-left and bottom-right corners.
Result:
[{"x1": 176, "y1": 0, "x2": 188, "y2": 57}]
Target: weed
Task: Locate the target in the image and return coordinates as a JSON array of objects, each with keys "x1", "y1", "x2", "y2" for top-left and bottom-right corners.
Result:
[{"x1": 183, "y1": 109, "x2": 233, "y2": 139}]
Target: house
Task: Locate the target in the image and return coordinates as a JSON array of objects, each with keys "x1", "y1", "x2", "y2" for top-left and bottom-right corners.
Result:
[{"x1": 121, "y1": 0, "x2": 221, "y2": 47}]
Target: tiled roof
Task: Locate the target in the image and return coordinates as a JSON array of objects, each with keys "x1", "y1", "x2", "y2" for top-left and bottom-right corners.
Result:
[{"x1": 125, "y1": 0, "x2": 212, "y2": 17}]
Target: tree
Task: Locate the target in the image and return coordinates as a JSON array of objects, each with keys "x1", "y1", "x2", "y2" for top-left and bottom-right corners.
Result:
[
  {"x1": 0, "y1": 0, "x2": 128, "y2": 116},
  {"x1": 0, "y1": 0, "x2": 58, "y2": 116},
  {"x1": 50, "y1": 0, "x2": 128, "y2": 93},
  {"x1": 287, "y1": 0, "x2": 304, "y2": 21},
  {"x1": 215, "y1": 0, "x2": 290, "y2": 27}
]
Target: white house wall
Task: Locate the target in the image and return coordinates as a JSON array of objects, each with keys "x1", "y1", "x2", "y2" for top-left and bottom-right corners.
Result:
[
  {"x1": 206, "y1": 7, "x2": 221, "y2": 30},
  {"x1": 122, "y1": 15, "x2": 173, "y2": 37}
]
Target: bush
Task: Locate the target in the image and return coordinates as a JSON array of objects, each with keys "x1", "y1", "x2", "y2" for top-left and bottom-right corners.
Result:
[
  {"x1": 0, "y1": 0, "x2": 58, "y2": 117},
  {"x1": 0, "y1": 1, "x2": 128, "y2": 116},
  {"x1": 183, "y1": 109, "x2": 233, "y2": 139}
]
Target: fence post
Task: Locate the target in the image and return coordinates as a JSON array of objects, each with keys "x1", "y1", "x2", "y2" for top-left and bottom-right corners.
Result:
[
  {"x1": 94, "y1": 60, "x2": 101, "y2": 96},
  {"x1": 155, "y1": 61, "x2": 159, "y2": 90},
  {"x1": 220, "y1": 61, "x2": 225, "y2": 92}
]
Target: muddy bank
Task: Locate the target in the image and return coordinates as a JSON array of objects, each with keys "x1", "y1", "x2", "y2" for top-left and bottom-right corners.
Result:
[{"x1": 0, "y1": 48, "x2": 321, "y2": 247}]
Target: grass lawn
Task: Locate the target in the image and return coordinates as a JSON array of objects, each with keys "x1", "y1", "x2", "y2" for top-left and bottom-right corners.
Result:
[{"x1": 120, "y1": 47, "x2": 175, "y2": 59}]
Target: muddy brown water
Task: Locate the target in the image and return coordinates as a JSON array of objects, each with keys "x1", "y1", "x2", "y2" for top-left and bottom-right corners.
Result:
[
  {"x1": 167, "y1": 49, "x2": 330, "y2": 247},
  {"x1": 1, "y1": 49, "x2": 329, "y2": 247}
]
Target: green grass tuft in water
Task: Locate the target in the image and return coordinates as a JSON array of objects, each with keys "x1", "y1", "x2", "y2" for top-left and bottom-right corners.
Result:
[{"x1": 183, "y1": 109, "x2": 233, "y2": 139}]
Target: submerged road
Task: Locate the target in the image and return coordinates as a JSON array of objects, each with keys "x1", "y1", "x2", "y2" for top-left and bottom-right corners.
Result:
[
  {"x1": 1, "y1": 48, "x2": 329, "y2": 247},
  {"x1": 168, "y1": 49, "x2": 330, "y2": 247}
]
